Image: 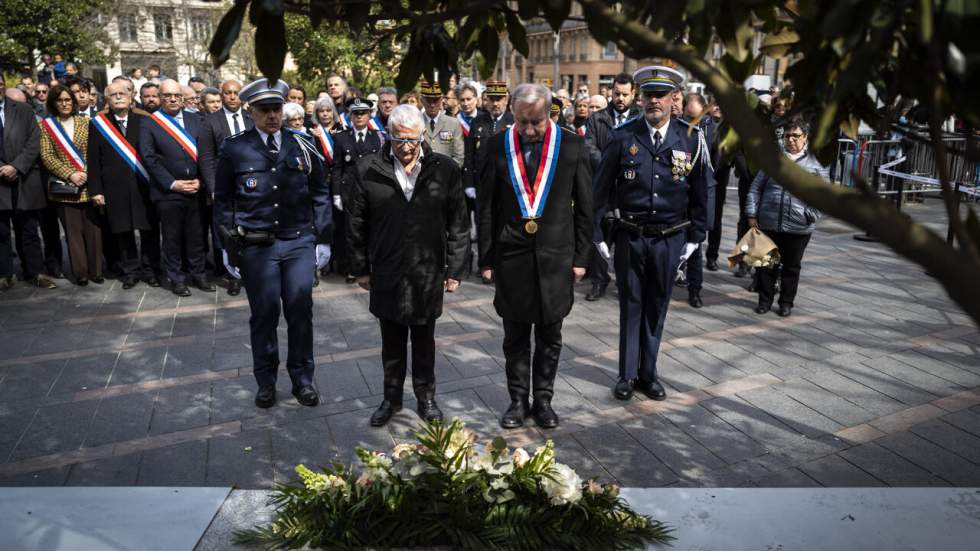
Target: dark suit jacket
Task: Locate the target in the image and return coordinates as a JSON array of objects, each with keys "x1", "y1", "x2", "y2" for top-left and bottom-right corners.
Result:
[
  {"x1": 332, "y1": 127, "x2": 383, "y2": 204},
  {"x1": 87, "y1": 112, "x2": 153, "y2": 233},
  {"x1": 199, "y1": 108, "x2": 253, "y2": 195},
  {"x1": 0, "y1": 100, "x2": 44, "y2": 211},
  {"x1": 139, "y1": 109, "x2": 203, "y2": 202},
  {"x1": 478, "y1": 127, "x2": 593, "y2": 324},
  {"x1": 584, "y1": 103, "x2": 641, "y2": 170}
]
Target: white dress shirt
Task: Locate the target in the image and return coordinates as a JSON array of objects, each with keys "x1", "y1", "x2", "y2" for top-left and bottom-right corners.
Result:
[
  {"x1": 223, "y1": 107, "x2": 244, "y2": 135},
  {"x1": 256, "y1": 128, "x2": 282, "y2": 150},
  {"x1": 645, "y1": 117, "x2": 670, "y2": 148},
  {"x1": 393, "y1": 149, "x2": 424, "y2": 201}
]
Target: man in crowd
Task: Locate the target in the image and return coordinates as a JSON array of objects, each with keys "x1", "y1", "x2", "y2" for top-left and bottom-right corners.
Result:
[
  {"x1": 587, "y1": 94, "x2": 607, "y2": 116},
  {"x1": 592, "y1": 66, "x2": 712, "y2": 402},
  {"x1": 182, "y1": 85, "x2": 201, "y2": 113},
  {"x1": 456, "y1": 80, "x2": 493, "y2": 278},
  {"x1": 68, "y1": 78, "x2": 98, "y2": 118},
  {"x1": 327, "y1": 75, "x2": 348, "y2": 115},
  {"x1": 88, "y1": 80, "x2": 160, "y2": 289},
  {"x1": 375, "y1": 87, "x2": 397, "y2": 127},
  {"x1": 484, "y1": 81, "x2": 513, "y2": 134},
  {"x1": 140, "y1": 82, "x2": 161, "y2": 113},
  {"x1": 584, "y1": 72, "x2": 642, "y2": 302},
  {"x1": 419, "y1": 81, "x2": 464, "y2": 167},
  {"x1": 199, "y1": 79, "x2": 252, "y2": 296},
  {"x1": 0, "y1": 81, "x2": 54, "y2": 290},
  {"x1": 140, "y1": 79, "x2": 212, "y2": 296},
  {"x1": 214, "y1": 78, "x2": 332, "y2": 409},
  {"x1": 348, "y1": 104, "x2": 469, "y2": 426},
  {"x1": 479, "y1": 83, "x2": 593, "y2": 430},
  {"x1": 201, "y1": 88, "x2": 222, "y2": 114},
  {"x1": 32, "y1": 82, "x2": 50, "y2": 116}
]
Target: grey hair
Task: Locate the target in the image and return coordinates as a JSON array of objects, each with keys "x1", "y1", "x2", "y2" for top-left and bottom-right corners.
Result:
[
  {"x1": 282, "y1": 102, "x2": 305, "y2": 120},
  {"x1": 314, "y1": 97, "x2": 337, "y2": 117},
  {"x1": 511, "y1": 83, "x2": 552, "y2": 112},
  {"x1": 376, "y1": 86, "x2": 397, "y2": 98},
  {"x1": 456, "y1": 80, "x2": 480, "y2": 98},
  {"x1": 387, "y1": 103, "x2": 425, "y2": 133}
]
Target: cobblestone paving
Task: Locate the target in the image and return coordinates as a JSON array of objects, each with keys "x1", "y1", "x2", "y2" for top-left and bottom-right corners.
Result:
[{"x1": 1, "y1": 196, "x2": 978, "y2": 489}]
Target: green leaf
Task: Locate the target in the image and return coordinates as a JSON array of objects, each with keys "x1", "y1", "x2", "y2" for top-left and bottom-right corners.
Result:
[{"x1": 505, "y1": 10, "x2": 530, "y2": 58}]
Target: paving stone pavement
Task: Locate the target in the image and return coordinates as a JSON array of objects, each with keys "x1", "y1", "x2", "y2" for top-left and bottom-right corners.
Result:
[{"x1": 0, "y1": 196, "x2": 978, "y2": 490}]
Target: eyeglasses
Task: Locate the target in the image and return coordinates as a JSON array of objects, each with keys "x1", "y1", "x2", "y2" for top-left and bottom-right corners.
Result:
[
  {"x1": 785, "y1": 133, "x2": 805, "y2": 139},
  {"x1": 390, "y1": 137, "x2": 422, "y2": 145}
]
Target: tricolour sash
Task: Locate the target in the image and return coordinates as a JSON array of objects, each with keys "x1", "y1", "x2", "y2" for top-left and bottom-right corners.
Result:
[
  {"x1": 367, "y1": 115, "x2": 386, "y2": 135},
  {"x1": 503, "y1": 120, "x2": 561, "y2": 220},
  {"x1": 40, "y1": 117, "x2": 86, "y2": 171},
  {"x1": 340, "y1": 112, "x2": 352, "y2": 130},
  {"x1": 314, "y1": 125, "x2": 335, "y2": 164},
  {"x1": 92, "y1": 114, "x2": 149, "y2": 183},
  {"x1": 457, "y1": 113, "x2": 471, "y2": 137},
  {"x1": 576, "y1": 125, "x2": 586, "y2": 137},
  {"x1": 150, "y1": 111, "x2": 198, "y2": 161}
]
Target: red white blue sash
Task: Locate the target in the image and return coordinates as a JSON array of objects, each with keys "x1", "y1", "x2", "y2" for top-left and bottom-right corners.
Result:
[
  {"x1": 92, "y1": 114, "x2": 149, "y2": 183},
  {"x1": 314, "y1": 125, "x2": 335, "y2": 164},
  {"x1": 367, "y1": 115, "x2": 386, "y2": 135},
  {"x1": 150, "y1": 111, "x2": 198, "y2": 161},
  {"x1": 504, "y1": 121, "x2": 561, "y2": 219},
  {"x1": 41, "y1": 117, "x2": 86, "y2": 172},
  {"x1": 339, "y1": 112, "x2": 352, "y2": 130},
  {"x1": 576, "y1": 125, "x2": 586, "y2": 137},
  {"x1": 457, "y1": 113, "x2": 471, "y2": 137}
]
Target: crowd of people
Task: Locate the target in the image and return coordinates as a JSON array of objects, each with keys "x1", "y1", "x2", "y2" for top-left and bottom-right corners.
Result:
[{"x1": 0, "y1": 58, "x2": 825, "y2": 428}]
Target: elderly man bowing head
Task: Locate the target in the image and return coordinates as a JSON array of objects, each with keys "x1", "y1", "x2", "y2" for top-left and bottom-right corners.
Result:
[{"x1": 347, "y1": 104, "x2": 470, "y2": 427}]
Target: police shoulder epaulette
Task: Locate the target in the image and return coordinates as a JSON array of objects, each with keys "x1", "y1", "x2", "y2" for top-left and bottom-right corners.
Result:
[{"x1": 675, "y1": 118, "x2": 702, "y2": 132}]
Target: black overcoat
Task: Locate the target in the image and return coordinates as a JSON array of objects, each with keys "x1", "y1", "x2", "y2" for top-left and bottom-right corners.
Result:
[
  {"x1": 87, "y1": 112, "x2": 153, "y2": 233},
  {"x1": 347, "y1": 143, "x2": 470, "y2": 326},
  {"x1": 0, "y1": 100, "x2": 45, "y2": 211},
  {"x1": 478, "y1": 127, "x2": 593, "y2": 325}
]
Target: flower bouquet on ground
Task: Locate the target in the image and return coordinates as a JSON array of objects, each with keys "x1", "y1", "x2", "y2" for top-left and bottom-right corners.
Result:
[{"x1": 235, "y1": 418, "x2": 674, "y2": 550}]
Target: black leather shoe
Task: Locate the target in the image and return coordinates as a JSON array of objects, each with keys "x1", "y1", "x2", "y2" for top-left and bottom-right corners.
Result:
[
  {"x1": 194, "y1": 279, "x2": 216, "y2": 292},
  {"x1": 91, "y1": 276, "x2": 105, "y2": 284},
  {"x1": 417, "y1": 399, "x2": 444, "y2": 423},
  {"x1": 145, "y1": 275, "x2": 161, "y2": 287},
  {"x1": 0, "y1": 276, "x2": 15, "y2": 291},
  {"x1": 499, "y1": 400, "x2": 531, "y2": 429},
  {"x1": 747, "y1": 279, "x2": 758, "y2": 292},
  {"x1": 76, "y1": 278, "x2": 89, "y2": 287},
  {"x1": 345, "y1": 274, "x2": 356, "y2": 284},
  {"x1": 312, "y1": 271, "x2": 320, "y2": 287},
  {"x1": 292, "y1": 385, "x2": 319, "y2": 407},
  {"x1": 32, "y1": 276, "x2": 57, "y2": 289},
  {"x1": 734, "y1": 263, "x2": 749, "y2": 278},
  {"x1": 122, "y1": 277, "x2": 138, "y2": 289},
  {"x1": 48, "y1": 271, "x2": 65, "y2": 279},
  {"x1": 706, "y1": 258, "x2": 719, "y2": 271},
  {"x1": 585, "y1": 282, "x2": 607, "y2": 301},
  {"x1": 613, "y1": 378, "x2": 635, "y2": 401},
  {"x1": 531, "y1": 401, "x2": 559, "y2": 429},
  {"x1": 755, "y1": 301, "x2": 772, "y2": 315},
  {"x1": 777, "y1": 304, "x2": 793, "y2": 317},
  {"x1": 674, "y1": 276, "x2": 688, "y2": 288},
  {"x1": 173, "y1": 283, "x2": 192, "y2": 297},
  {"x1": 255, "y1": 386, "x2": 276, "y2": 408},
  {"x1": 688, "y1": 290, "x2": 703, "y2": 308},
  {"x1": 370, "y1": 400, "x2": 402, "y2": 426},
  {"x1": 636, "y1": 379, "x2": 667, "y2": 400},
  {"x1": 227, "y1": 279, "x2": 241, "y2": 296}
]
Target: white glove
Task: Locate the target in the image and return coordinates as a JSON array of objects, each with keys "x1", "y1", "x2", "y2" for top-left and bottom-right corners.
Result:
[
  {"x1": 464, "y1": 187, "x2": 477, "y2": 199},
  {"x1": 315, "y1": 244, "x2": 331, "y2": 269},
  {"x1": 680, "y1": 242, "x2": 699, "y2": 263},
  {"x1": 333, "y1": 195, "x2": 343, "y2": 211},
  {"x1": 596, "y1": 242, "x2": 611, "y2": 260},
  {"x1": 222, "y1": 250, "x2": 241, "y2": 280}
]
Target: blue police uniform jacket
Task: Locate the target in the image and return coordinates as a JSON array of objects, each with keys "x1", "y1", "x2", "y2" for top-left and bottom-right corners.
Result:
[
  {"x1": 592, "y1": 117, "x2": 711, "y2": 243},
  {"x1": 213, "y1": 128, "x2": 333, "y2": 244}
]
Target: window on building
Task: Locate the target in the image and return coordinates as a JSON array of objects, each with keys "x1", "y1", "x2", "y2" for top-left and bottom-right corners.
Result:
[
  {"x1": 118, "y1": 13, "x2": 138, "y2": 42},
  {"x1": 603, "y1": 41, "x2": 617, "y2": 59},
  {"x1": 191, "y1": 15, "x2": 213, "y2": 42},
  {"x1": 154, "y1": 13, "x2": 173, "y2": 42}
]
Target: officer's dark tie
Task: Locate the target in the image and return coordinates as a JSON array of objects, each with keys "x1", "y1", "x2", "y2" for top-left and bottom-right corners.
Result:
[
  {"x1": 267, "y1": 133, "x2": 278, "y2": 155},
  {"x1": 356, "y1": 131, "x2": 364, "y2": 144},
  {"x1": 653, "y1": 131, "x2": 662, "y2": 151},
  {"x1": 429, "y1": 118, "x2": 436, "y2": 133},
  {"x1": 232, "y1": 113, "x2": 241, "y2": 134}
]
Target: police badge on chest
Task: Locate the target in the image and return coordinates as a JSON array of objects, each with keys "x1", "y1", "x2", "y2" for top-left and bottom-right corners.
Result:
[{"x1": 244, "y1": 176, "x2": 258, "y2": 190}]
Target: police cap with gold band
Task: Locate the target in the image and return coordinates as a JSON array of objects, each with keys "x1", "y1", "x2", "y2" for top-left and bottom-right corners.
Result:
[
  {"x1": 239, "y1": 78, "x2": 290, "y2": 106},
  {"x1": 419, "y1": 80, "x2": 443, "y2": 99},
  {"x1": 632, "y1": 65, "x2": 685, "y2": 93},
  {"x1": 484, "y1": 80, "x2": 509, "y2": 97}
]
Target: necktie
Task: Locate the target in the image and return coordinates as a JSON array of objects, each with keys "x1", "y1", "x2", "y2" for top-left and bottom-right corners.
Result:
[
  {"x1": 267, "y1": 133, "x2": 278, "y2": 155},
  {"x1": 653, "y1": 131, "x2": 662, "y2": 150},
  {"x1": 357, "y1": 132, "x2": 364, "y2": 144},
  {"x1": 232, "y1": 113, "x2": 241, "y2": 134},
  {"x1": 429, "y1": 118, "x2": 435, "y2": 133},
  {"x1": 119, "y1": 119, "x2": 127, "y2": 134}
]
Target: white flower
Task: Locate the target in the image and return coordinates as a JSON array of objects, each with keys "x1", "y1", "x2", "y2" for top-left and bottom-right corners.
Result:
[
  {"x1": 540, "y1": 462, "x2": 583, "y2": 506},
  {"x1": 512, "y1": 448, "x2": 530, "y2": 467}
]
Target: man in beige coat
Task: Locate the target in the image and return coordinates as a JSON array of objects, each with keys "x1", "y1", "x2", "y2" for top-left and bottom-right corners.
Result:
[{"x1": 419, "y1": 81, "x2": 464, "y2": 167}]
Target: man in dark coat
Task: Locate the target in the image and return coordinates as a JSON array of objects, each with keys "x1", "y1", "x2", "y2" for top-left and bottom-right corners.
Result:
[
  {"x1": 0, "y1": 82, "x2": 55, "y2": 290},
  {"x1": 348, "y1": 104, "x2": 469, "y2": 427},
  {"x1": 88, "y1": 81, "x2": 160, "y2": 289},
  {"x1": 478, "y1": 83, "x2": 593, "y2": 430},
  {"x1": 455, "y1": 80, "x2": 493, "y2": 278}
]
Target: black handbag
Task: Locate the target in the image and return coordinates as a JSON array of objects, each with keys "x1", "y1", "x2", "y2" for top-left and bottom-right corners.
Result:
[{"x1": 48, "y1": 177, "x2": 81, "y2": 197}]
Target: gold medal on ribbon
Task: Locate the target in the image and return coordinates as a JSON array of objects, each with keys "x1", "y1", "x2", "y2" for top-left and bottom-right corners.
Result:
[{"x1": 524, "y1": 219, "x2": 539, "y2": 234}]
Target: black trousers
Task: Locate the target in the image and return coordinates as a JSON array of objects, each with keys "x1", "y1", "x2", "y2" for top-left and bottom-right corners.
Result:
[
  {"x1": 589, "y1": 215, "x2": 613, "y2": 285},
  {"x1": 39, "y1": 206, "x2": 64, "y2": 275},
  {"x1": 685, "y1": 243, "x2": 703, "y2": 292},
  {"x1": 157, "y1": 195, "x2": 206, "y2": 286},
  {"x1": 379, "y1": 318, "x2": 436, "y2": 403},
  {"x1": 116, "y1": 229, "x2": 161, "y2": 279},
  {"x1": 705, "y1": 162, "x2": 732, "y2": 261},
  {"x1": 502, "y1": 319, "x2": 563, "y2": 403},
  {"x1": 331, "y1": 206, "x2": 348, "y2": 274},
  {"x1": 758, "y1": 232, "x2": 811, "y2": 307},
  {"x1": 199, "y1": 198, "x2": 225, "y2": 277},
  {"x1": 1, "y1": 209, "x2": 44, "y2": 279}
]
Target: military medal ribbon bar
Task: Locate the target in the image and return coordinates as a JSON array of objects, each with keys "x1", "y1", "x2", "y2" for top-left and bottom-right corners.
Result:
[{"x1": 504, "y1": 120, "x2": 561, "y2": 234}]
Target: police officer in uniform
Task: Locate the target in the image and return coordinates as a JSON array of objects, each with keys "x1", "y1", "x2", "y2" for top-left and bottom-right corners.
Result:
[
  {"x1": 214, "y1": 78, "x2": 333, "y2": 408},
  {"x1": 484, "y1": 81, "x2": 514, "y2": 134},
  {"x1": 455, "y1": 81, "x2": 493, "y2": 277},
  {"x1": 331, "y1": 97, "x2": 383, "y2": 283},
  {"x1": 593, "y1": 66, "x2": 711, "y2": 401}
]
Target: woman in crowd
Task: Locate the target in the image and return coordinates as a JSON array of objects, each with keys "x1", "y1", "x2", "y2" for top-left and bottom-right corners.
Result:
[
  {"x1": 399, "y1": 91, "x2": 422, "y2": 110},
  {"x1": 745, "y1": 117, "x2": 828, "y2": 317},
  {"x1": 311, "y1": 97, "x2": 341, "y2": 280},
  {"x1": 39, "y1": 85, "x2": 102, "y2": 285},
  {"x1": 283, "y1": 102, "x2": 308, "y2": 134},
  {"x1": 572, "y1": 95, "x2": 589, "y2": 136}
]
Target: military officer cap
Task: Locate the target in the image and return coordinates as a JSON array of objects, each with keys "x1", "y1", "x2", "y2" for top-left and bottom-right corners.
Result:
[
  {"x1": 485, "y1": 81, "x2": 509, "y2": 97},
  {"x1": 419, "y1": 80, "x2": 443, "y2": 98},
  {"x1": 550, "y1": 96, "x2": 563, "y2": 117},
  {"x1": 240, "y1": 78, "x2": 290, "y2": 106},
  {"x1": 345, "y1": 96, "x2": 374, "y2": 112},
  {"x1": 632, "y1": 65, "x2": 685, "y2": 93}
]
